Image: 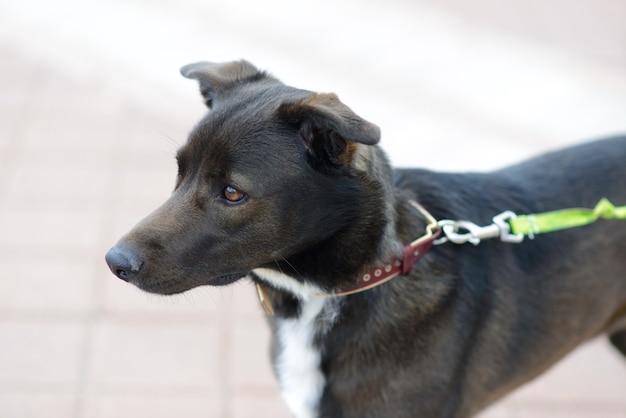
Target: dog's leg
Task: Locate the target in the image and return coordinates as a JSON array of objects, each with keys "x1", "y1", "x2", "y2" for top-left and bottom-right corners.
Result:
[{"x1": 609, "y1": 330, "x2": 626, "y2": 358}]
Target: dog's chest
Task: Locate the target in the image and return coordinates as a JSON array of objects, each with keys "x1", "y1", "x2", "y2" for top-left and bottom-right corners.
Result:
[{"x1": 274, "y1": 297, "x2": 338, "y2": 418}]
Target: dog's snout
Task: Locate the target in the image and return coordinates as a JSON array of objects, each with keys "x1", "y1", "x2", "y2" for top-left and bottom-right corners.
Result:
[{"x1": 105, "y1": 245, "x2": 144, "y2": 282}]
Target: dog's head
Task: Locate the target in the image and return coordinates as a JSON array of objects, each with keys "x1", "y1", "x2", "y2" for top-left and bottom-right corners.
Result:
[{"x1": 105, "y1": 60, "x2": 396, "y2": 295}]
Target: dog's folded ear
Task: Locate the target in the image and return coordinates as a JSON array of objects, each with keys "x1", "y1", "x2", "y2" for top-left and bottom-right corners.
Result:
[
  {"x1": 180, "y1": 60, "x2": 269, "y2": 109},
  {"x1": 279, "y1": 93, "x2": 381, "y2": 170},
  {"x1": 280, "y1": 93, "x2": 381, "y2": 146}
]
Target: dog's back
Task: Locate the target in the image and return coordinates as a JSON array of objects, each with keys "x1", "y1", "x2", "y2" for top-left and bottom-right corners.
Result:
[{"x1": 394, "y1": 135, "x2": 626, "y2": 413}]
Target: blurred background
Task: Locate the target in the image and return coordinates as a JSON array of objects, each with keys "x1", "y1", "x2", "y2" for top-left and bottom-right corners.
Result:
[{"x1": 1, "y1": 0, "x2": 626, "y2": 417}]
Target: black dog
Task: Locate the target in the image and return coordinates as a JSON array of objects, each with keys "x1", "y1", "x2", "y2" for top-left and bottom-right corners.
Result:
[{"x1": 105, "y1": 60, "x2": 626, "y2": 418}]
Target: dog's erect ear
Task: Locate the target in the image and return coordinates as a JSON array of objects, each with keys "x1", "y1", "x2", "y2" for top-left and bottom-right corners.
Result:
[{"x1": 180, "y1": 60, "x2": 269, "y2": 108}]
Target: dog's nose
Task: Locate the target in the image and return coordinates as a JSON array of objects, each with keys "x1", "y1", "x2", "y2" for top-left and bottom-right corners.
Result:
[{"x1": 105, "y1": 245, "x2": 144, "y2": 282}]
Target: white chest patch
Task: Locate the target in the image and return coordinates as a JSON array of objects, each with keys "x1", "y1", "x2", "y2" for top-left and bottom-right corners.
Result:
[
  {"x1": 253, "y1": 268, "x2": 340, "y2": 418},
  {"x1": 276, "y1": 297, "x2": 326, "y2": 418}
]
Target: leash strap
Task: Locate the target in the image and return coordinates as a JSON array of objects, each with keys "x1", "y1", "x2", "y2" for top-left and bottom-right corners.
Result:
[
  {"x1": 509, "y1": 198, "x2": 626, "y2": 237},
  {"x1": 438, "y1": 198, "x2": 626, "y2": 245}
]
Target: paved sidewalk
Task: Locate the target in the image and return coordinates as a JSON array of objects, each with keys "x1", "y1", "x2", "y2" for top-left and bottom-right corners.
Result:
[{"x1": 1, "y1": 1, "x2": 625, "y2": 417}]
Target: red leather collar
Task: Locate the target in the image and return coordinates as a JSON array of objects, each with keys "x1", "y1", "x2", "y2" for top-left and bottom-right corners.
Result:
[{"x1": 331, "y1": 200, "x2": 441, "y2": 297}]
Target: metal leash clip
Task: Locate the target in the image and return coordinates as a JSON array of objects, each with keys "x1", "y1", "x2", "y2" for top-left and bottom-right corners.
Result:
[{"x1": 435, "y1": 211, "x2": 524, "y2": 246}]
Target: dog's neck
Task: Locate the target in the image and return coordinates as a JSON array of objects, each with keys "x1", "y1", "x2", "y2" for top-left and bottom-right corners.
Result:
[
  {"x1": 252, "y1": 145, "x2": 439, "y2": 312},
  {"x1": 356, "y1": 145, "x2": 405, "y2": 263}
]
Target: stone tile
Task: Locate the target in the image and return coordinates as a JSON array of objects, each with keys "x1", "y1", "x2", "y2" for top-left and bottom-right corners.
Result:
[
  {"x1": 228, "y1": 319, "x2": 278, "y2": 390},
  {"x1": 0, "y1": 255, "x2": 95, "y2": 312},
  {"x1": 81, "y1": 393, "x2": 222, "y2": 418},
  {"x1": 4, "y1": 151, "x2": 112, "y2": 204},
  {"x1": 477, "y1": 404, "x2": 518, "y2": 418},
  {"x1": 0, "y1": 203, "x2": 104, "y2": 251},
  {"x1": 0, "y1": 64, "x2": 40, "y2": 153},
  {"x1": 87, "y1": 318, "x2": 220, "y2": 391},
  {"x1": 109, "y1": 163, "x2": 176, "y2": 206},
  {"x1": 0, "y1": 96, "x2": 28, "y2": 150},
  {"x1": 14, "y1": 80, "x2": 126, "y2": 155},
  {"x1": 230, "y1": 394, "x2": 291, "y2": 418},
  {"x1": 506, "y1": 338, "x2": 626, "y2": 404},
  {"x1": 226, "y1": 307, "x2": 289, "y2": 416},
  {"x1": 0, "y1": 319, "x2": 85, "y2": 385},
  {"x1": 0, "y1": 390, "x2": 76, "y2": 418},
  {"x1": 514, "y1": 402, "x2": 626, "y2": 418}
]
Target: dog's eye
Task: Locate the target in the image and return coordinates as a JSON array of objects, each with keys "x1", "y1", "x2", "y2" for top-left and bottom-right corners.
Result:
[{"x1": 221, "y1": 186, "x2": 247, "y2": 204}]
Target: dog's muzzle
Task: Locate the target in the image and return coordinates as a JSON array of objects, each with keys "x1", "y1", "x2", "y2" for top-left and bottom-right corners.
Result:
[{"x1": 105, "y1": 245, "x2": 144, "y2": 282}]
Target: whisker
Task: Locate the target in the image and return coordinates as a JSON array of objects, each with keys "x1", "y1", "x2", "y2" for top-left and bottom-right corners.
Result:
[
  {"x1": 157, "y1": 133, "x2": 183, "y2": 152},
  {"x1": 276, "y1": 254, "x2": 302, "y2": 278}
]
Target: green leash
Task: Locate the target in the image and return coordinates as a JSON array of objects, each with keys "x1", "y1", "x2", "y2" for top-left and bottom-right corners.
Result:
[
  {"x1": 509, "y1": 198, "x2": 626, "y2": 237},
  {"x1": 436, "y1": 198, "x2": 626, "y2": 246}
]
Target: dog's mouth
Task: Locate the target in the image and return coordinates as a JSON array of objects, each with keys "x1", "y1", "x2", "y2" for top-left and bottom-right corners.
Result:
[
  {"x1": 134, "y1": 272, "x2": 247, "y2": 295},
  {"x1": 211, "y1": 272, "x2": 247, "y2": 286}
]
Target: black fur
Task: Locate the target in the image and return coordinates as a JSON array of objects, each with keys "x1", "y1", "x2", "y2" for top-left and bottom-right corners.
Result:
[{"x1": 106, "y1": 60, "x2": 626, "y2": 418}]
